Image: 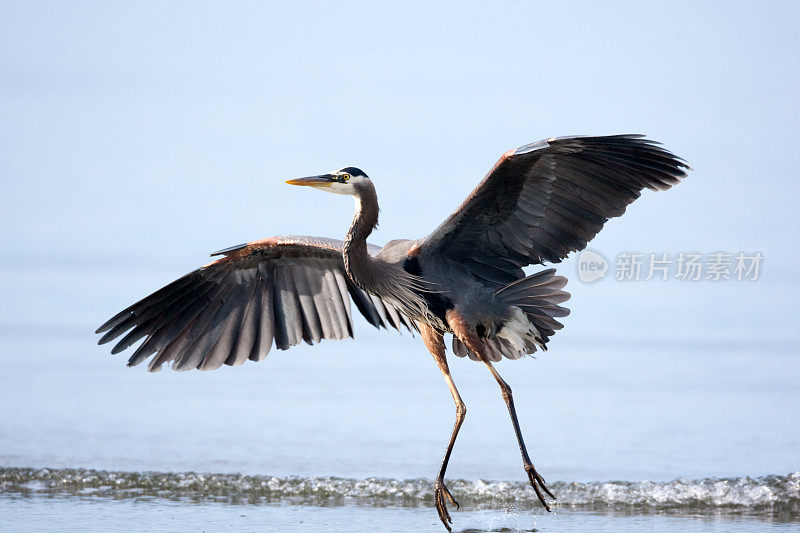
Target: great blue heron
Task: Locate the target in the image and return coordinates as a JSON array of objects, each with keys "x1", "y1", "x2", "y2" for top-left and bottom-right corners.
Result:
[{"x1": 96, "y1": 134, "x2": 688, "y2": 530}]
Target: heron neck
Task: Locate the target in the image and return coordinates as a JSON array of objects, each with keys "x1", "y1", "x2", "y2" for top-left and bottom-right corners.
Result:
[{"x1": 343, "y1": 184, "x2": 379, "y2": 288}]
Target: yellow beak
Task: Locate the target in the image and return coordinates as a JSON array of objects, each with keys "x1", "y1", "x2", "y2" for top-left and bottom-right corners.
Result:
[{"x1": 285, "y1": 174, "x2": 335, "y2": 188}]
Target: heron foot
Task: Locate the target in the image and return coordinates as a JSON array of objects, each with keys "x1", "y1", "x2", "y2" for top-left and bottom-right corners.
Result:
[
  {"x1": 434, "y1": 478, "x2": 459, "y2": 531},
  {"x1": 524, "y1": 463, "x2": 555, "y2": 511}
]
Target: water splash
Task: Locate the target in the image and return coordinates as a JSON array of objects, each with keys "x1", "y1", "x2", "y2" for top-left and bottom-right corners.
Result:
[{"x1": 1, "y1": 467, "x2": 798, "y2": 515}]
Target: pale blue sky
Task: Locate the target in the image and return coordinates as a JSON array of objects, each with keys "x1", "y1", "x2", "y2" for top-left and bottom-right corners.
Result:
[
  {"x1": 1, "y1": 1, "x2": 798, "y2": 343},
  {"x1": 1, "y1": 3, "x2": 799, "y2": 496}
]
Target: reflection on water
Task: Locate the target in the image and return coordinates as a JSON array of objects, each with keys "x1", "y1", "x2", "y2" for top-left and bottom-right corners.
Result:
[{"x1": 460, "y1": 527, "x2": 539, "y2": 533}]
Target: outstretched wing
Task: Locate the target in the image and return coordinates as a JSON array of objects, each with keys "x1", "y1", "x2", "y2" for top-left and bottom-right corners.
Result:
[
  {"x1": 95, "y1": 236, "x2": 415, "y2": 372},
  {"x1": 416, "y1": 135, "x2": 689, "y2": 284}
]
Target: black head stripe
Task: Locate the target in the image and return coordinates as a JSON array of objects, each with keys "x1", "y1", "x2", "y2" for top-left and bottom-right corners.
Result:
[{"x1": 338, "y1": 166, "x2": 368, "y2": 178}]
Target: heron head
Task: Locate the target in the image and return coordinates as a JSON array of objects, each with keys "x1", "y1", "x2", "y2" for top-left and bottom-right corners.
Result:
[{"x1": 286, "y1": 167, "x2": 370, "y2": 195}]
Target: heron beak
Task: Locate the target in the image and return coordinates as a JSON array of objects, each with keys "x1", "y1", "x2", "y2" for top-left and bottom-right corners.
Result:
[{"x1": 285, "y1": 174, "x2": 336, "y2": 188}]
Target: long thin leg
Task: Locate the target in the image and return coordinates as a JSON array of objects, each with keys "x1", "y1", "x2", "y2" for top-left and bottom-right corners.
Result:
[
  {"x1": 445, "y1": 308, "x2": 555, "y2": 511},
  {"x1": 421, "y1": 324, "x2": 466, "y2": 532},
  {"x1": 484, "y1": 359, "x2": 555, "y2": 510}
]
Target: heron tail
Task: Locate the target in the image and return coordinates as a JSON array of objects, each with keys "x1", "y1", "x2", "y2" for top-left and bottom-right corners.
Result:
[
  {"x1": 451, "y1": 270, "x2": 571, "y2": 362},
  {"x1": 494, "y1": 269, "x2": 571, "y2": 349}
]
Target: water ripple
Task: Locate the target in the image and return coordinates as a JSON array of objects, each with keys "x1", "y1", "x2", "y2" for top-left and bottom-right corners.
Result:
[{"x1": 1, "y1": 467, "x2": 798, "y2": 516}]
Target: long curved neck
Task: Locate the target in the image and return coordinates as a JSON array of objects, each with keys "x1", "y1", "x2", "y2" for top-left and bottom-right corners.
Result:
[
  {"x1": 342, "y1": 181, "x2": 430, "y2": 322},
  {"x1": 343, "y1": 182, "x2": 380, "y2": 289}
]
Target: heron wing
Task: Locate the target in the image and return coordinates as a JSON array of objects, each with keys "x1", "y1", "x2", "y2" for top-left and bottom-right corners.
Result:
[
  {"x1": 95, "y1": 235, "x2": 415, "y2": 372},
  {"x1": 416, "y1": 135, "x2": 689, "y2": 284}
]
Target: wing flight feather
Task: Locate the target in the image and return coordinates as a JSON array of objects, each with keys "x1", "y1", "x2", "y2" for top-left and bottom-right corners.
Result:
[
  {"x1": 417, "y1": 135, "x2": 689, "y2": 284},
  {"x1": 96, "y1": 236, "x2": 415, "y2": 372}
]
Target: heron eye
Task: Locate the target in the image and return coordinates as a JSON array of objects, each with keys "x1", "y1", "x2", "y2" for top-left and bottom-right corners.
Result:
[{"x1": 341, "y1": 174, "x2": 350, "y2": 181}]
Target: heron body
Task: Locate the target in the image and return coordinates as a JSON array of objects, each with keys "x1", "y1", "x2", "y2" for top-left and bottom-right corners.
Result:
[{"x1": 96, "y1": 134, "x2": 688, "y2": 530}]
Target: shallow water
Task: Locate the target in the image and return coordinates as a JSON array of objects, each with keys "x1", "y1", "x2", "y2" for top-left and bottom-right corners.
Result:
[
  {"x1": 3, "y1": 467, "x2": 798, "y2": 511},
  {"x1": 2, "y1": 467, "x2": 798, "y2": 532},
  {"x1": 4, "y1": 498, "x2": 798, "y2": 533},
  {"x1": 1, "y1": 262, "x2": 799, "y2": 530}
]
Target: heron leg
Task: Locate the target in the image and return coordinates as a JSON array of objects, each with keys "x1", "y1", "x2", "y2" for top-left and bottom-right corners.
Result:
[
  {"x1": 483, "y1": 359, "x2": 555, "y2": 510},
  {"x1": 445, "y1": 308, "x2": 554, "y2": 511},
  {"x1": 421, "y1": 323, "x2": 466, "y2": 532}
]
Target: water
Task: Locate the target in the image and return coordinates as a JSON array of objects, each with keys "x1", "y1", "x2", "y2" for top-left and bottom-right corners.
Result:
[
  {"x1": 1, "y1": 260, "x2": 799, "y2": 531},
  {"x1": 1, "y1": 468, "x2": 798, "y2": 532},
  {"x1": 4, "y1": 500, "x2": 797, "y2": 533},
  {"x1": 3, "y1": 467, "x2": 798, "y2": 511}
]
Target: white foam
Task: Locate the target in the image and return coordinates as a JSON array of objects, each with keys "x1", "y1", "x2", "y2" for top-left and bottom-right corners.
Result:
[{"x1": 2, "y1": 467, "x2": 798, "y2": 513}]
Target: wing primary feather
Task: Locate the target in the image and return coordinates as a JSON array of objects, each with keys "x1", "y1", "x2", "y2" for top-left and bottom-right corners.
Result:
[
  {"x1": 250, "y1": 264, "x2": 275, "y2": 361},
  {"x1": 346, "y1": 279, "x2": 382, "y2": 328},
  {"x1": 201, "y1": 282, "x2": 251, "y2": 371},
  {"x1": 272, "y1": 262, "x2": 303, "y2": 349},
  {"x1": 164, "y1": 277, "x2": 237, "y2": 369},
  {"x1": 305, "y1": 262, "x2": 336, "y2": 339},
  {"x1": 323, "y1": 270, "x2": 350, "y2": 339},
  {"x1": 174, "y1": 280, "x2": 245, "y2": 371},
  {"x1": 147, "y1": 276, "x2": 238, "y2": 372},
  {"x1": 95, "y1": 273, "x2": 198, "y2": 334},
  {"x1": 108, "y1": 276, "x2": 221, "y2": 353},
  {"x1": 291, "y1": 264, "x2": 323, "y2": 343},
  {"x1": 122, "y1": 279, "x2": 225, "y2": 363},
  {"x1": 226, "y1": 278, "x2": 261, "y2": 366},
  {"x1": 332, "y1": 270, "x2": 355, "y2": 336}
]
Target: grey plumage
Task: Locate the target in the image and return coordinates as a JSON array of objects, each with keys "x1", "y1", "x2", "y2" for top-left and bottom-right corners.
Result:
[
  {"x1": 96, "y1": 134, "x2": 689, "y2": 531},
  {"x1": 99, "y1": 134, "x2": 689, "y2": 369},
  {"x1": 96, "y1": 236, "x2": 414, "y2": 372},
  {"x1": 418, "y1": 135, "x2": 688, "y2": 285}
]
